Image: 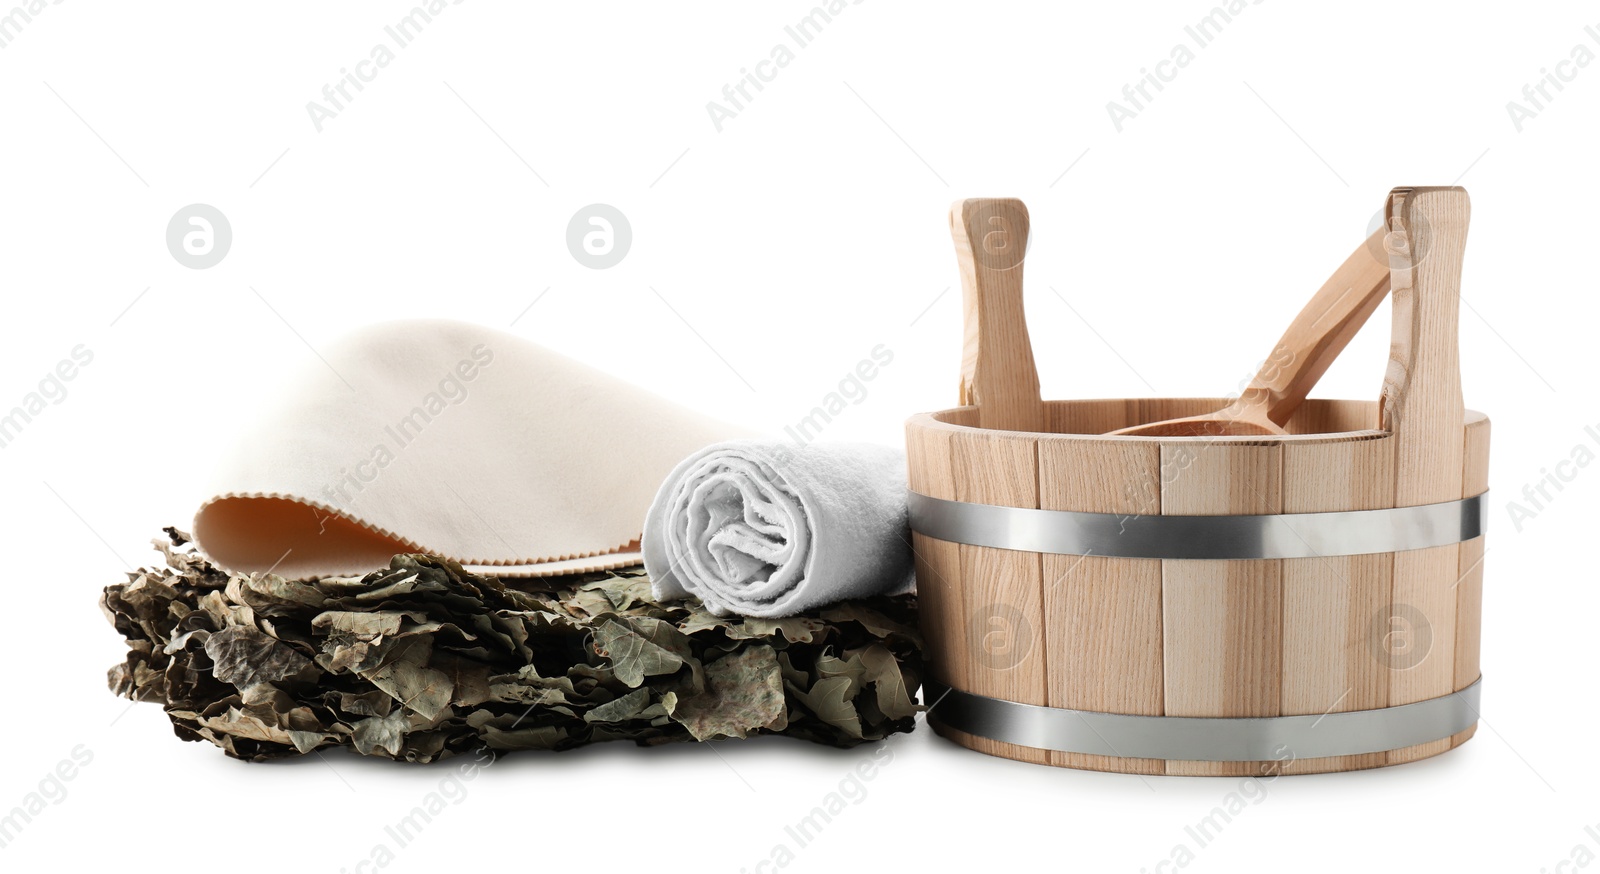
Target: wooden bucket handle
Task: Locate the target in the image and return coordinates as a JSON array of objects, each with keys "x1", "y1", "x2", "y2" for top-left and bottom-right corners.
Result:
[
  {"x1": 949, "y1": 190, "x2": 1469, "y2": 440},
  {"x1": 1378, "y1": 186, "x2": 1470, "y2": 438},
  {"x1": 951, "y1": 198, "x2": 1044, "y2": 432}
]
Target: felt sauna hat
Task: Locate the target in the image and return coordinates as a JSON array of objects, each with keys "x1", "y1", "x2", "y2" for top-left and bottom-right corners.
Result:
[{"x1": 192, "y1": 319, "x2": 740, "y2": 579}]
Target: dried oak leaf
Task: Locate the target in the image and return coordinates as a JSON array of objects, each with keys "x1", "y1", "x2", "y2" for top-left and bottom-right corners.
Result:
[
  {"x1": 362, "y1": 636, "x2": 454, "y2": 720},
  {"x1": 669, "y1": 645, "x2": 787, "y2": 741},
  {"x1": 204, "y1": 626, "x2": 316, "y2": 690},
  {"x1": 591, "y1": 617, "x2": 690, "y2": 688},
  {"x1": 788, "y1": 676, "x2": 863, "y2": 740},
  {"x1": 352, "y1": 709, "x2": 410, "y2": 757},
  {"x1": 103, "y1": 532, "x2": 922, "y2": 761},
  {"x1": 584, "y1": 688, "x2": 652, "y2": 724}
]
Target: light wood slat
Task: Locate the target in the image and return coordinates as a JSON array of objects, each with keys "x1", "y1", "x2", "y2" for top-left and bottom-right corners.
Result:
[
  {"x1": 1383, "y1": 188, "x2": 1470, "y2": 766},
  {"x1": 1277, "y1": 436, "x2": 1394, "y2": 774},
  {"x1": 1161, "y1": 441, "x2": 1283, "y2": 776},
  {"x1": 1038, "y1": 439, "x2": 1164, "y2": 773},
  {"x1": 949, "y1": 429, "x2": 1049, "y2": 764},
  {"x1": 1451, "y1": 413, "x2": 1490, "y2": 750}
]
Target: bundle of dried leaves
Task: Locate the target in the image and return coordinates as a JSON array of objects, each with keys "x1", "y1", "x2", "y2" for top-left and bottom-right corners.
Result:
[{"x1": 102, "y1": 529, "x2": 923, "y2": 762}]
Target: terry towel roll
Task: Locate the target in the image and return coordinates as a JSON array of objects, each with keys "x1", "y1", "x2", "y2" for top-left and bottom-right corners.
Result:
[{"x1": 643, "y1": 440, "x2": 913, "y2": 618}]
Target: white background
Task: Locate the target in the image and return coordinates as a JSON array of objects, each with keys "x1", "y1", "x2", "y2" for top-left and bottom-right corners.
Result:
[{"x1": 2, "y1": 1, "x2": 1596, "y2": 871}]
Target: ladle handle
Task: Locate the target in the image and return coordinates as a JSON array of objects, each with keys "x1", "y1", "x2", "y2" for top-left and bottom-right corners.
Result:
[{"x1": 1229, "y1": 227, "x2": 1393, "y2": 427}]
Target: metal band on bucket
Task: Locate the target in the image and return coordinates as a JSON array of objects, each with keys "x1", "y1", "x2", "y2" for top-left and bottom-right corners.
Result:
[
  {"x1": 907, "y1": 490, "x2": 1487, "y2": 560},
  {"x1": 924, "y1": 677, "x2": 1482, "y2": 761}
]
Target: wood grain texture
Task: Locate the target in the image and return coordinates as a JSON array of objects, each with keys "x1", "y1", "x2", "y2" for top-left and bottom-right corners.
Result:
[
  {"x1": 1382, "y1": 188, "x2": 1470, "y2": 766},
  {"x1": 907, "y1": 412, "x2": 1426, "y2": 774},
  {"x1": 1448, "y1": 412, "x2": 1490, "y2": 753},
  {"x1": 1111, "y1": 229, "x2": 1392, "y2": 437},
  {"x1": 1285, "y1": 398, "x2": 1384, "y2": 435},
  {"x1": 1045, "y1": 399, "x2": 1131, "y2": 437},
  {"x1": 1038, "y1": 438, "x2": 1164, "y2": 773},
  {"x1": 906, "y1": 191, "x2": 1481, "y2": 774},
  {"x1": 905, "y1": 421, "x2": 962, "y2": 699},
  {"x1": 1456, "y1": 413, "x2": 1490, "y2": 690},
  {"x1": 1160, "y1": 441, "x2": 1283, "y2": 776},
  {"x1": 949, "y1": 429, "x2": 1049, "y2": 764},
  {"x1": 1036, "y1": 398, "x2": 1385, "y2": 437},
  {"x1": 951, "y1": 198, "x2": 1042, "y2": 433},
  {"x1": 905, "y1": 415, "x2": 1000, "y2": 755},
  {"x1": 1278, "y1": 436, "x2": 1394, "y2": 773},
  {"x1": 1244, "y1": 228, "x2": 1392, "y2": 426}
]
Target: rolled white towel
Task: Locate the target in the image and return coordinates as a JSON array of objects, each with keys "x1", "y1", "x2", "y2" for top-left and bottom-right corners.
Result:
[{"x1": 642, "y1": 440, "x2": 913, "y2": 617}]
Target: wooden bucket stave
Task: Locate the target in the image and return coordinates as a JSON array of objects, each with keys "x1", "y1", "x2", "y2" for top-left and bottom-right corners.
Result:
[{"x1": 907, "y1": 189, "x2": 1487, "y2": 774}]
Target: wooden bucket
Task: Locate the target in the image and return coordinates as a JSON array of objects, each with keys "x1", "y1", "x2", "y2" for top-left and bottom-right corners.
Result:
[{"x1": 906, "y1": 189, "x2": 1487, "y2": 775}]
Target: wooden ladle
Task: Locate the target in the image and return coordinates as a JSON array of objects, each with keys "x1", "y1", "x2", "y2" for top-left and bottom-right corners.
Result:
[{"x1": 1109, "y1": 227, "x2": 1393, "y2": 437}]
